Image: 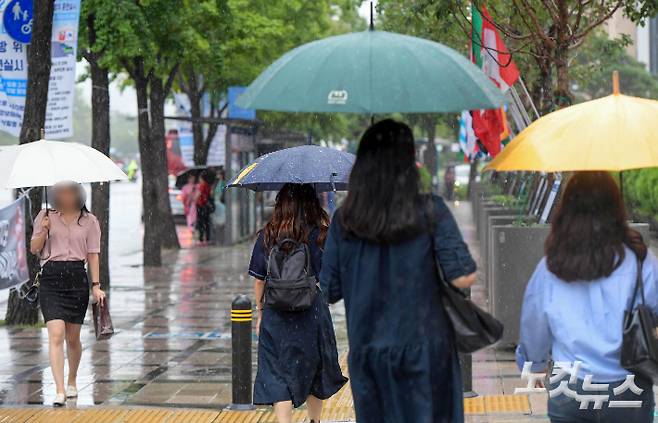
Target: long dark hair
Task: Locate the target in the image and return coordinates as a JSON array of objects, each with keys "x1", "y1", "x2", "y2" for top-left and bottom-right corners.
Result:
[
  {"x1": 263, "y1": 183, "x2": 329, "y2": 250},
  {"x1": 545, "y1": 171, "x2": 647, "y2": 282},
  {"x1": 340, "y1": 119, "x2": 423, "y2": 243}
]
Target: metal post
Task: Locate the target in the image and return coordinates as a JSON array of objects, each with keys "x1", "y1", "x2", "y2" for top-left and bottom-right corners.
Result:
[
  {"x1": 229, "y1": 294, "x2": 254, "y2": 410},
  {"x1": 223, "y1": 125, "x2": 233, "y2": 245},
  {"x1": 461, "y1": 287, "x2": 477, "y2": 398}
]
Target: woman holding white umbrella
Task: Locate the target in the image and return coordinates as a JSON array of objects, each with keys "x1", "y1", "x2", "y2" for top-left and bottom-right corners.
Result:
[
  {"x1": 30, "y1": 182, "x2": 106, "y2": 407},
  {"x1": 0, "y1": 136, "x2": 125, "y2": 407}
]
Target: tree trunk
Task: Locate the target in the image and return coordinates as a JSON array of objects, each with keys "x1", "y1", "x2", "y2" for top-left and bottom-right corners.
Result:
[
  {"x1": 89, "y1": 59, "x2": 111, "y2": 290},
  {"x1": 182, "y1": 70, "x2": 216, "y2": 166},
  {"x1": 533, "y1": 55, "x2": 553, "y2": 115},
  {"x1": 553, "y1": 46, "x2": 572, "y2": 108},
  {"x1": 6, "y1": 0, "x2": 55, "y2": 325},
  {"x1": 185, "y1": 75, "x2": 208, "y2": 166},
  {"x1": 135, "y1": 75, "x2": 162, "y2": 266},
  {"x1": 553, "y1": 3, "x2": 572, "y2": 109},
  {"x1": 149, "y1": 77, "x2": 180, "y2": 250}
]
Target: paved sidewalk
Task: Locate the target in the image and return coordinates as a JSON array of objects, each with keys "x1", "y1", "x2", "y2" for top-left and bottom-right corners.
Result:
[{"x1": 2, "y1": 200, "x2": 643, "y2": 422}]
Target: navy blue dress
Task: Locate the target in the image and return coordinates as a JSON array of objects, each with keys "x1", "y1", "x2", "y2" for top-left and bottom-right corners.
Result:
[
  {"x1": 319, "y1": 195, "x2": 476, "y2": 423},
  {"x1": 248, "y1": 228, "x2": 348, "y2": 407}
]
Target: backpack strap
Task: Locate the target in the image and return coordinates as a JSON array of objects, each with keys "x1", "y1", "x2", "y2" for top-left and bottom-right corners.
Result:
[{"x1": 303, "y1": 242, "x2": 314, "y2": 277}]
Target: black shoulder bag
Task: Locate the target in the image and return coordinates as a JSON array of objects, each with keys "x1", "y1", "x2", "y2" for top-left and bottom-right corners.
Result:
[
  {"x1": 426, "y1": 198, "x2": 503, "y2": 353},
  {"x1": 620, "y1": 256, "x2": 658, "y2": 383}
]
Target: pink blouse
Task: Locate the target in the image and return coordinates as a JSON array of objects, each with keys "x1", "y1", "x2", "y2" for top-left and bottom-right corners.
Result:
[{"x1": 32, "y1": 210, "x2": 101, "y2": 264}]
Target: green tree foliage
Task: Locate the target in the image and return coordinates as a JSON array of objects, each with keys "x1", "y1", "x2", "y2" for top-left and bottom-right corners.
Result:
[
  {"x1": 381, "y1": 0, "x2": 658, "y2": 113},
  {"x1": 571, "y1": 31, "x2": 658, "y2": 100},
  {"x1": 624, "y1": 170, "x2": 658, "y2": 221},
  {"x1": 177, "y1": 0, "x2": 230, "y2": 165},
  {"x1": 222, "y1": 0, "x2": 366, "y2": 144},
  {"x1": 82, "y1": 0, "x2": 224, "y2": 265}
]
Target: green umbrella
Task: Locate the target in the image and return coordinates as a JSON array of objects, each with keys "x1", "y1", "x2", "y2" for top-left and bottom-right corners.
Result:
[{"x1": 236, "y1": 29, "x2": 506, "y2": 114}]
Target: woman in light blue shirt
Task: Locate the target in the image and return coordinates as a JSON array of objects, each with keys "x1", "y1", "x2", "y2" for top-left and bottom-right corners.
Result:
[{"x1": 517, "y1": 171, "x2": 657, "y2": 423}]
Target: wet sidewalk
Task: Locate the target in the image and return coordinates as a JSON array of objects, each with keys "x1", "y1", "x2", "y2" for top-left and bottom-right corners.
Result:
[
  {"x1": 0, "y1": 233, "x2": 351, "y2": 407},
  {"x1": 0, "y1": 200, "x2": 640, "y2": 422}
]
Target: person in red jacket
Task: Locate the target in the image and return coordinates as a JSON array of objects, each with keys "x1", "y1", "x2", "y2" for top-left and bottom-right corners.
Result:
[{"x1": 195, "y1": 172, "x2": 213, "y2": 243}]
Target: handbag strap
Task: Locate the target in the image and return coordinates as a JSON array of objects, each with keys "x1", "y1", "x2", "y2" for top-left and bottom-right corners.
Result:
[
  {"x1": 629, "y1": 255, "x2": 645, "y2": 309},
  {"x1": 37, "y1": 209, "x2": 53, "y2": 263}
]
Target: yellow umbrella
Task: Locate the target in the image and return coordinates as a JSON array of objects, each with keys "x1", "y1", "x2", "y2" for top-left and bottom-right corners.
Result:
[{"x1": 486, "y1": 72, "x2": 658, "y2": 172}]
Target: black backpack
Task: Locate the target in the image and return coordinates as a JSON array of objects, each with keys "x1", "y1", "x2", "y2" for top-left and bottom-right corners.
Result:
[{"x1": 264, "y1": 238, "x2": 317, "y2": 312}]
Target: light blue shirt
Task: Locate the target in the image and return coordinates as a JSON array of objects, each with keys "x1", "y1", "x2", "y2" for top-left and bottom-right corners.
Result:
[{"x1": 516, "y1": 247, "x2": 658, "y2": 382}]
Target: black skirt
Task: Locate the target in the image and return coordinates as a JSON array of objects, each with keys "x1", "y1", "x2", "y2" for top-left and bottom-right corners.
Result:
[{"x1": 39, "y1": 261, "x2": 89, "y2": 324}]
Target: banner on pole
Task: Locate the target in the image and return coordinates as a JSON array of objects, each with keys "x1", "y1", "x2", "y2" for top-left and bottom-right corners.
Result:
[
  {"x1": 0, "y1": 197, "x2": 28, "y2": 290},
  {"x1": 0, "y1": 0, "x2": 80, "y2": 139}
]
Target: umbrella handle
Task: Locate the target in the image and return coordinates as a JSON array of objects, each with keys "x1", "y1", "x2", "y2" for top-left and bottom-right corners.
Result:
[
  {"x1": 330, "y1": 172, "x2": 337, "y2": 192},
  {"x1": 43, "y1": 186, "x2": 49, "y2": 216}
]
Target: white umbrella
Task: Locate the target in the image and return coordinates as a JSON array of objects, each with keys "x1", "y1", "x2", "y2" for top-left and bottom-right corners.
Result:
[{"x1": 0, "y1": 139, "x2": 127, "y2": 189}]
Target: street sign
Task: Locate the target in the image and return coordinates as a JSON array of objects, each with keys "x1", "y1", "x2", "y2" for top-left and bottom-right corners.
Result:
[
  {"x1": 3, "y1": 0, "x2": 32, "y2": 44},
  {"x1": 228, "y1": 86, "x2": 256, "y2": 120}
]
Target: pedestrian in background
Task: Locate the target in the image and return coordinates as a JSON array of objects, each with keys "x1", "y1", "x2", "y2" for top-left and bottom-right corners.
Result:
[
  {"x1": 248, "y1": 183, "x2": 347, "y2": 423},
  {"x1": 444, "y1": 164, "x2": 456, "y2": 200},
  {"x1": 320, "y1": 119, "x2": 477, "y2": 423},
  {"x1": 195, "y1": 171, "x2": 212, "y2": 243},
  {"x1": 517, "y1": 171, "x2": 657, "y2": 423},
  {"x1": 181, "y1": 173, "x2": 197, "y2": 231},
  {"x1": 30, "y1": 182, "x2": 106, "y2": 407}
]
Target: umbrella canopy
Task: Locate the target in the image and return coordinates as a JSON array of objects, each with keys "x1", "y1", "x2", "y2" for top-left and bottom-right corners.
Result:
[
  {"x1": 236, "y1": 30, "x2": 505, "y2": 114},
  {"x1": 175, "y1": 166, "x2": 216, "y2": 189},
  {"x1": 227, "y1": 145, "x2": 355, "y2": 192},
  {"x1": 486, "y1": 74, "x2": 658, "y2": 172},
  {"x1": 0, "y1": 139, "x2": 127, "y2": 189}
]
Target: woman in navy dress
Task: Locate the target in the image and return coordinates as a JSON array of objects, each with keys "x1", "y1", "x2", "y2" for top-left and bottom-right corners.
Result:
[
  {"x1": 320, "y1": 119, "x2": 477, "y2": 423},
  {"x1": 248, "y1": 183, "x2": 347, "y2": 423}
]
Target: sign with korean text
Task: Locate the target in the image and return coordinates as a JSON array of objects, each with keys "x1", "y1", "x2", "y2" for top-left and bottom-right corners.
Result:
[
  {"x1": 0, "y1": 197, "x2": 28, "y2": 290},
  {"x1": 0, "y1": 0, "x2": 79, "y2": 138},
  {"x1": 516, "y1": 361, "x2": 646, "y2": 409}
]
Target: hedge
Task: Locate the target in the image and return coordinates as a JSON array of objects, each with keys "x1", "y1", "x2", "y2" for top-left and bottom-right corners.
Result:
[{"x1": 623, "y1": 169, "x2": 658, "y2": 221}]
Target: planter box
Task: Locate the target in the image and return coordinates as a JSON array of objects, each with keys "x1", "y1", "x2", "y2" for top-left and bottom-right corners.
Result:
[
  {"x1": 485, "y1": 215, "x2": 537, "y2": 295},
  {"x1": 489, "y1": 225, "x2": 550, "y2": 348},
  {"x1": 488, "y1": 222, "x2": 651, "y2": 349},
  {"x1": 478, "y1": 205, "x2": 520, "y2": 246},
  {"x1": 469, "y1": 182, "x2": 490, "y2": 218}
]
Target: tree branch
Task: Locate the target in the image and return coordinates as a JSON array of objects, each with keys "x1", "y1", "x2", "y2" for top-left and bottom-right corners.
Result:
[
  {"x1": 538, "y1": 0, "x2": 560, "y2": 22},
  {"x1": 572, "y1": 2, "x2": 622, "y2": 41},
  {"x1": 164, "y1": 63, "x2": 180, "y2": 95},
  {"x1": 516, "y1": 0, "x2": 557, "y2": 49},
  {"x1": 454, "y1": 4, "x2": 543, "y2": 61},
  {"x1": 472, "y1": 2, "x2": 535, "y2": 40}
]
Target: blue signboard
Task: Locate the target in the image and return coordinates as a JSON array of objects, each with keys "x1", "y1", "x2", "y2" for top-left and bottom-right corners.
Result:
[
  {"x1": 3, "y1": 0, "x2": 32, "y2": 44},
  {"x1": 227, "y1": 86, "x2": 256, "y2": 120}
]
